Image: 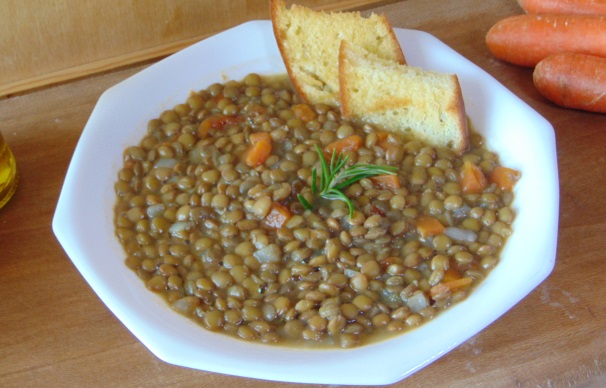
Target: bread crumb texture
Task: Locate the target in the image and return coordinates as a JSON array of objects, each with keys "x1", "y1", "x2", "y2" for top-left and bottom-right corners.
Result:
[{"x1": 339, "y1": 41, "x2": 468, "y2": 153}]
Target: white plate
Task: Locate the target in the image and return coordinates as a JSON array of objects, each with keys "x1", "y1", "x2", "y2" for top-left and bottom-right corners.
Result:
[{"x1": 52, "y1": 21, "x2": 559, "y2": 385}]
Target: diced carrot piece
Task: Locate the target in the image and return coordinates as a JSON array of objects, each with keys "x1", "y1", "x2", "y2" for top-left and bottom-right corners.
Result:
[
  {"x1": 443, "y1": 268, "x2": 462, "y2": 283},
  {"x1": 292, "y1": 104, "x2": 318, "y2": 122},
  {"x1": 375, "y1": 131, "x2": 393, "y2": 150},
  {"x1": 246, "y1": 132, "x2": 273, "y2": 167},
  {"x1": 324, "y1": 135, "x2": 363, "y2": 156},
  {"x1": 460, "y1": 160, "x2": 487, "y2": 194},
  {"x1": 488, "y1": 166, "x2": 521, "y2": 191},
  {"x1": 416, "y1": 216, "x2": 445, "y2": 238},
  {"x1": 376, "y1": 131, "x2": 389, "y2": 143},
  {"x1": 198, "y1": 115, "x2": 242, "y2": 138},
  {"x1": 430, "y1": 277, "x2": 473, "y2": 299},
  {"x1": 265, "y1": 203, "x2": 292, "y2": 229},
  {"x1": 249, "y1": 131, "x2": 272, "y2": 145},
  {"x1": 370, "y1": 174, "x2": 401, "y2": 190},
  {"x1": 245, "y1": 140, "x2": 272, "y2": 167},
  {"x1": 443, "y1": 277, "x2": 473, "y2": 290}
]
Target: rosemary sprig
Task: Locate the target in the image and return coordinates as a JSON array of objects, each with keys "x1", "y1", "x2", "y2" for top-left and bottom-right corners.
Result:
[{"x1": 297, "y1": 144, "x2": 398, "y2": 217}]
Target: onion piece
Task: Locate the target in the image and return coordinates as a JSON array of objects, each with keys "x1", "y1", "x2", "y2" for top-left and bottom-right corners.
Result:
[
  {"x1": 444, "y1": 227, "x2": 478, "y2": 243},
  {"x1": 452, "y1": 205, "x2": 470, "y2": 218},
  {"x1": 254, "y1": 244, "x2": 282, "y2": 263},
  {"x1": 406, "y1": 292, "x2": 429, "y2": 313}
]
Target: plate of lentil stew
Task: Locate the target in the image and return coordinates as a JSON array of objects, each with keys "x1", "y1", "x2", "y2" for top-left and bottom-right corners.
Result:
[{"x1": 53, "y1": 20, "x2": 559, "y2": 385}]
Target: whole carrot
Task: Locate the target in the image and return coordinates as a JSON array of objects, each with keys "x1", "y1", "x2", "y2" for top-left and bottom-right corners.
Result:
[
  {"x1": 518, "y1": 0, "x2": 606, "y2": 15},
  {"x1": 533, "y1": 52, "x2": 606, "y2": 113},
  {"x1": 486, "y1": 14, "x2": 606, "y2": 67}
]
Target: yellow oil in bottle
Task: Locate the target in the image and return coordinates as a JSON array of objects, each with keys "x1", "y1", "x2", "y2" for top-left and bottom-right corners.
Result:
[{"x1": 0, "y1": 132, "x2": 18, "y2": 209}]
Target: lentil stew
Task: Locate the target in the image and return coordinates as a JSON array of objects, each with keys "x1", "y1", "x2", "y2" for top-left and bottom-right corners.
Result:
[{"x1": 113, "y1": 74, "x2": 518, "y2": 348}]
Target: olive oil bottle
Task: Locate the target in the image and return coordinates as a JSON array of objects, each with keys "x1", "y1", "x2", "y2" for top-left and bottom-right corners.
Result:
[{"x1": 0, "y1": 131, "x2": 18, "y2": 209}]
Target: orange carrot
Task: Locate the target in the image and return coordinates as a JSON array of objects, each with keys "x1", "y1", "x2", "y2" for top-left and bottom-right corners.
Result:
[
  {"x1": 533, "y1": 52, "x2": 606, "y2": 113},
  {"x1": 375, "y1": 131, "x2": 393, "y2": 150},
  {"x1": 376, "y1": 132, "x2": 390, "y2": 143},
  {"x1": 245, "y1": 133, "x2": 273, "y2": 167},
  {"x1": 460, "y1": 161, "x2": 487, "y2": 194},
  {"x1": 443, "y1": 268, "x2": 463, "y2": 283},
  {"x1": 324, "y1": 135, "x2": 363, "y2": 155},
  {"x1": 245, "y1": 141, "x2": 272, "y2": 167},
  {"x1": 292, "y1": 104, "x2": 318, "y2": 122},
  {"x1": 443, "y1": 277, "x2": 473, "y2": 290},
  {"x1": 489, "y1": 166, "x2": 522, "y2": 191},
  {"x1": 430, "y1": 277, "x2": 473, "y2": 298},
  {"x1": 249, "y1": 131, "x2": 272, "y2": 145},
  {"x1": 198, "y1": 115, "x2": 243, "y2": 138},
  {"x1": 265, "y1": 203, "x2": 292, "y2": 228},
  {"x1": 416, "y1": 216, "x2": 445, "y2": 238},
  {"x1": 370, "y1": 174, "x2": 401, "y2": 190},
  {"x1": 518, "y1": 0, "x2": 606, "y2": 15},
  {"x1": 486, "y1": 14, "x2": 606, "y2": 67}
]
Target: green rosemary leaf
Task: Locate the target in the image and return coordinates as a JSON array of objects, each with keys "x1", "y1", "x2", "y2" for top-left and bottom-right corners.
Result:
[
  {"x1": 330, "y1": 147, "x2": 337, "y2": 171},
  {"x1": 324, "y1": 189, "x2": 355, "y2": 217},
  {"x1": 296, "y1": 145, "x2": 399, "y2": 217},
  {"x1": 332, "y1": 154, "x2": 349, "y2": 180},
  {"x1": 297, "y1": 194, "x2": 313, "y2": 210},
  {"x1": 332, "y1": 164, "x2": 398, "y2": 190},
  {"x1": 317, "y1": 145, "x2": 330, "y2": 191}
]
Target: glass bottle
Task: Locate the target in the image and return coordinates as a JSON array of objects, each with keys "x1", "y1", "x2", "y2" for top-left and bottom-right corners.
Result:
[{"x1": 0, "y1": 131, "x2": 19, "y2": 209}]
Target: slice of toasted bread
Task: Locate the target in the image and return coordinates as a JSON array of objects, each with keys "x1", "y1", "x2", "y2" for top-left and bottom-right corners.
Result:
[
  {"x1": 270, "y1": 0, "x2": 405, "y2": 107},
  {"x1": 339, "y1": 41, "x2": 469, "y2": 154}
]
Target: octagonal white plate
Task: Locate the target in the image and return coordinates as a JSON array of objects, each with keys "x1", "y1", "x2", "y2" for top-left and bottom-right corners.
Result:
[{"x1": 52, "y1": 20, "x2": 559, "y2": 385}]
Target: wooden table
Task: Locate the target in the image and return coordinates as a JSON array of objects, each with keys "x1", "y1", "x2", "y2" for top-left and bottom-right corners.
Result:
[{"x1": 1, "y1": 0, "x2": 605, "y2": 386}]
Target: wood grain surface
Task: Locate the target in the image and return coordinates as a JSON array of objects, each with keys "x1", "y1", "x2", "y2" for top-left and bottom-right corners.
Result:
[
  {"x1": 0, "y1": 0, "x2": 397, "y2": 98},
  {"x1": 1, "y1": 0, "x2": 605, "y2": 387}
]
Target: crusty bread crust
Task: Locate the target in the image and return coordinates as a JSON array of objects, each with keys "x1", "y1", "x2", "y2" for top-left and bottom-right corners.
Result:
[
  {"x1": 270, "y1": 0, "x2": 405, "y2": 107},
  {"x1": 447, "y1": 76, "x2": 469, "y2": 154},
  {"x1": 271, "y1": 0, "x2": 308, "y2": 105},
  {"x1": 339, "y1": 41, "x2": 469, "y2": 154}
]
